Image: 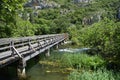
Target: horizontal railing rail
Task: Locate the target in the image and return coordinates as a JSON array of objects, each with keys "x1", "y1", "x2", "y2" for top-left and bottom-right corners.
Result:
[{"x1": 0, "y1": 33, "x2": 68, "y2": 68}]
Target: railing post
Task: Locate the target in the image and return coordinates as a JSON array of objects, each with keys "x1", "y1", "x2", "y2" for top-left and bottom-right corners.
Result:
[
  {"x1": 37, "y1": 38, "x2": 43, "y2": 48},
  {"x1": 10, "y1": 40, "x2": 27, "y2": 79},
  {"x1": 56, "y1": 44, "x2": 59, "y2": 50},
  {"x1": 28, "y1": 39, "x2": 35, "y2": 52},
  {"x1": 45, "y1": 48, "x2": 50, "y2": 57},
  {"x1": 37, "y1": 38, "x2": 40, "y2": 48},
  {"x1": 28, "y1": 39, "x2": 31, "y2": 50},
  {"x1": 64, "y1": 33, "x2": 69, "y2": 41},
  {"x1": 61, "y1": 40, "x2": 65, "y2": 45},
  {"x1": 10, "y1": 41, "x2": 15, "y2": 56}
]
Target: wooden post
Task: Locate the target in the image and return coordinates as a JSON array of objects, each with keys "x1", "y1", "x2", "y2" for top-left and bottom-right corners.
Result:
[
  {"x1": 17, "y1": 58, "x2": 27, "y2": 79},
  {"x1": 45, "y1": 48, "x2": 50, "y2": 57},
  {"x1": 60, "y1": 41, "x2": 65, "y2": 45},
  {"x1": 17, "y1": 67, "x2": 26, "y2": 79},
  {"x1": 56, "y1": 44, "x2": 59, "y2": 50}
]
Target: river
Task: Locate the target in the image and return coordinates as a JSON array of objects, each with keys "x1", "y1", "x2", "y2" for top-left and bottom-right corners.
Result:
[
  {"x1": 0, "y1": 59, "x2": 68, "y2": 80},
  {"x1": 27, "y1": 63, "x2": 67, "y2": 80}
]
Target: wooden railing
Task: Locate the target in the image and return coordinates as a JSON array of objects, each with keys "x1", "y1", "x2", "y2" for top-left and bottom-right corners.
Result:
[{"x1": 0, "y1": 33, "x2": 68, "y2": 68}]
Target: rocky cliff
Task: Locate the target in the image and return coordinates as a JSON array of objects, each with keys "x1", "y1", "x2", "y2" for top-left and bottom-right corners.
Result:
[{"x1": 25, "y1": 0, "x2": 60, "y2": 9}]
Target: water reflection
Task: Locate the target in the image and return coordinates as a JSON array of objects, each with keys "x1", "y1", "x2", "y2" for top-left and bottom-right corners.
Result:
[
  {"x1": 27, "y1": 64, "x2": 67, "y2": 80},
  {"x1": 0, "y1": 67, "x2": 18, "y2": 80}
]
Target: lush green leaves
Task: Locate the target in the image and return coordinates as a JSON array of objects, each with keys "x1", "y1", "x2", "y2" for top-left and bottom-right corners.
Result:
[
  {"x1": 69, "y1": 69, "x2": 120, "y2": 80},
  {"x1": 0, "y1": 0, "x2": 27, "y2": 38},
  {"x1": 60, "y1": 53, "x2": 105, "y2": 69},
  {"x1": 79, "y1": 18, "x2": 120, "y2": 67},
  {"x1": 12, "y1": 17, "x2": 35, "y2": 37}
]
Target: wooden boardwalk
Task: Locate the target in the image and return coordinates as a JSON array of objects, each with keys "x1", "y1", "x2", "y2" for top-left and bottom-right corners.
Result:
[{"x1": 0, "y1": 33, "x2": 68, "y2": 78}]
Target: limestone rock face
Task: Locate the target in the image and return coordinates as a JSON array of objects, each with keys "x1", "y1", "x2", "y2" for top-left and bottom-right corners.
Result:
[
  {"x1": 25, "y1": 0, "x2": 60, "y2": 9},
  {"x1": 118, "y1": 8, "x2": 120, "y2": 19},
  {"x1": 73, "y1": 0, "x2": 93, "y2": 3},
  {"x1": 82, "y1": 12, "x2": 102, "y2": 25}
]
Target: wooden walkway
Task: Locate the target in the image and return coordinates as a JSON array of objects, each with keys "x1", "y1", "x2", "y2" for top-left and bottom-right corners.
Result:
[{"x1": 0, "y1": 34, "x2": 68, "y2": 69}]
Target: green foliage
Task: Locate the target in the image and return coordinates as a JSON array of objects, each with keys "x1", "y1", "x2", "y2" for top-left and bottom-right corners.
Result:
[
  {"x1": 0, "y1": 0, "x2": 26, "y2": 22},
  {"x1": 0, "y1": 0, "x2": 120, "y2": 38},
  {"x1": 0, "y1": 22, "x2": 10, "y2": 37},
  {"x1": 34, "y1": 18, "x2": 51, "y2": 34},
  {"x1": 0, "y1": 0, "x2": 28, "y2": 38},
  {"x1": 12, "y1": 17, "x2": 35, "y2": 37},
  {"x1": 44, "y1": 51, "x2": 105, "y2": 70},
  {"x1": 60, "y1": 53, "x2": 105, "y2": 69},
  {"x1": 68, "y1": 69, "x2": 120, "y2": 80},
  {"x1": 79, "y1": 18, "x2": 120, "y2": 66},
  {"x1": 67, "y1": 25, "x2": 81, "y2": 45},
  {"x1": 46, "y1": 51, "x2": 63, "y2": 62}
]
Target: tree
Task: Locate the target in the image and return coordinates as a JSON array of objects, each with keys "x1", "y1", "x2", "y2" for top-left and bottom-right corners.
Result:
[
  {"x1": 0, "y1": 0, "x2": 26, "y2": 38},
  {"x1": 79, "y1": 18, "x2": 120, "y2": 67}
]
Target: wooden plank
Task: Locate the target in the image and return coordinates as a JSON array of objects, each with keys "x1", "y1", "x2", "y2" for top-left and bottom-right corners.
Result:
[
  {"x1": 24, "y1": 37, "x2": 65, "y2": 61},
  {"x1": 0, "y1": 51, "x2": 12, "y2": 58},
  {"x1": 0, "y1": 34, "x2": 68, "y2": 68}
]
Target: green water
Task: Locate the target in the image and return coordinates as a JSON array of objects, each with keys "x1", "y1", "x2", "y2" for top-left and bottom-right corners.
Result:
[
  {"x1": 27, "y1": 63, "x2": 67, "y2": 80},
  {"x1": 0, "y1": 61, "x2": 68, "y2": 80}
]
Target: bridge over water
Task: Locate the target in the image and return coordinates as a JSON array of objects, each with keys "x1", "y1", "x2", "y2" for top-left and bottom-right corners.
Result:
[{"x1": 0, "y1": 33, "x2": 68, "y2": 78}]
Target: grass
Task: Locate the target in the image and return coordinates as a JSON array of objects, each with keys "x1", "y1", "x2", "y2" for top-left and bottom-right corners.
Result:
[
  {"x1": 43, "y1": 51, "x2": 106, "y2": 70},
  {"x1": 68, "y1": 69, "x2": 120, "y2": 80},
  {"x1": 40, "y1": 51, "x2": 120, "y2": 80},
  {"x1": 59, "y1": 53, "x2": 105, "y2": 70}
]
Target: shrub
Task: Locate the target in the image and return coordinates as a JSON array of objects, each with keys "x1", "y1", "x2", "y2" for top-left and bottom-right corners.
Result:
[
  {"x1": 79, "y1": 18, "x2": 120, "y2": 67},
  {"x1": 60, "y1": 53, "x2": 105, "y2": 69},
  {"x1": 68, "y1": 69, "x2": 120, "y2": 80}
]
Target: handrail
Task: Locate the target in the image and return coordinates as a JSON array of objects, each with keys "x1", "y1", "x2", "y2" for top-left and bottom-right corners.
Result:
[
  {"x1": 0, "y1": 33, "x2": 68, "y2": 60},
  {"x1": 0, "y1": 34, "x2": 68, "y2": 45}
]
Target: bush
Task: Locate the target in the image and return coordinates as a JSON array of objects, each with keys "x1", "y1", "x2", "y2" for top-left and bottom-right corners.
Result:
[
  {"x1": 12, "y1": 17, "x2": 35, "y2": 37},
  {"x1": 60, "y1": 53, "x2": 105, "y2": 69},
  {"x1": 68, "y1": 69, "x2": 120, "y2": 80},
  {"x1": 79, "y1": 18, "x2": 120, "y2": 66}
]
